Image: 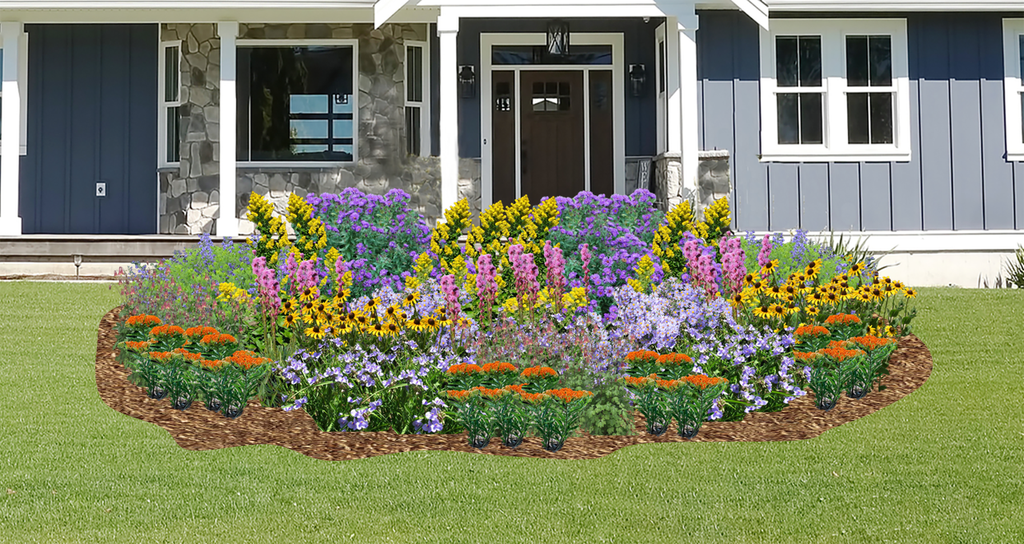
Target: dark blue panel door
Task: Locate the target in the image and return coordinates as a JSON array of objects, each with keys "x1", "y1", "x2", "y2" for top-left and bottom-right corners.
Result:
[{"x1": 20, "y1": 24, "x2": 158, "y2": 234}]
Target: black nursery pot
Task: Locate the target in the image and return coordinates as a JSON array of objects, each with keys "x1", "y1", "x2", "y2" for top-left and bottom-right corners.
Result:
[
  {"x1": 223, "y1": 404, "x2": 244, "y2": 419},
  {"x1": 678, "y1": 423, "x2": 700, "y2": 440},
  {"x1": 172, "y1": 395, "x2": 193, "y2": 411},
  {"x1": 815, "y1": 394, "x2": 837, "y2": 411},
  {"x1": 147, "y1": 386, "x2": 168, "y2": 400},
  {"x1": 847, "y1": 382, "x2": 869, "y2": 399},
  {"x1": 543, "y1": 436, "x2": 565, "y2": 452},
  {"x1": 646, "y1": 418, "x2": 668, "y2": 437},
  {"x1": 502, "y1": 432, "x2": 524, "y2": 449},
  {"x1": 469, "y1": 433, "x2": 491, "y2": 449},
  {"x1": 205, "y1": 397, "x2": 222, "y2": 412}
]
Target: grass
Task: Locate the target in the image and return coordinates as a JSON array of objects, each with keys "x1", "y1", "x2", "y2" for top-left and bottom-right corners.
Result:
[{"x1": 1, "y1": 282, "x2": 1022, "y2": 543}]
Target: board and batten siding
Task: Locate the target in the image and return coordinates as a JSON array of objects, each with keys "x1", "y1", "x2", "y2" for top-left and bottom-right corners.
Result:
[{"x1": 696, "y1": 11, "x2": 1024, "y2": 233}]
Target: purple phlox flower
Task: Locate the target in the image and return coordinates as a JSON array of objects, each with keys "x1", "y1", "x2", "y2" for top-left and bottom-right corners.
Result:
[{"x1": 757, "y1": 234, "x2": 773, "y2": 268}]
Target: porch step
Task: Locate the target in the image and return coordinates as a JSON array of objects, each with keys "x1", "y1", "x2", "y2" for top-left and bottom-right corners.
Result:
[{"x1": 0, "y1": 235, "x2": 223, "y2": 278}]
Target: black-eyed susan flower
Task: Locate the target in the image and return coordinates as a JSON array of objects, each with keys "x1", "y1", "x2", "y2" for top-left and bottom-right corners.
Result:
[
  {"x1": 849, "y1": 262, "x2": 865, "y2": 275},
  {"x1": 300, "y1": 286, "x2": 319, "y2": 302},
  {"x1": 770, "y1": 304, "x2": 787, "y2": 317},
  {"x1": 753, "y1": 305, "x2": 773, "y2": 319},
  {"x1": 806, "y1": 306, "x2": 820, "y2": 316},
  {"x1": 761, "y1": 260, "x2": 779, "y2": 275},
  {"x1": 403, "y1": 292, "x2": 420, "y2": 307},
  {"x1": 369, "y1": 323, "x2": 387, "y2": 338},
  {"x1": 283, "y1": 313, "x2": 298, "y2": 327},
  {"x1": 305, "y1": 324, "x2": 326, "y2": 340},
  {"x1": 425, "y1": 317, "x2": 440, "y2": 331},
  {"x1": 904, "y1": 288, "x2": 917, "y2": 298}
]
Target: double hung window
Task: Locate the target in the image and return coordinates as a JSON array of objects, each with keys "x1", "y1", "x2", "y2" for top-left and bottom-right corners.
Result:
[
  {"x1": 405, "y1": 41, "x2": 430, "y2": 156},
  {"x1": 159, "y1": 42, "x2": 181, "y2": 165},
  {"x1": 759, "y1": 19, "x2": 910, "y2": 162},
  {"x1": 1005, "y1": 19, "x2": 1024, "y2": 161}
]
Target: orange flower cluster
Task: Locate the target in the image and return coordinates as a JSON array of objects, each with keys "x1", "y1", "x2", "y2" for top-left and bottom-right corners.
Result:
[
  {"x1": 681, "y1": 375, "x2": 728, "y2": 390},
  {"x1": 471, "y1": 386, "x2": 507, "y2": 399},
  {"x1": 503, "y1": 383, "x2": 527, "y2": 395},
  {"x1": 122, "y1": 341, "x2": 151, "y2": 352},
  {"x1": 481, "y1": 362, "x2": 518, "y2": 374},
  {"x1": 446, "y1": 389, "x2": 473, "y2": 400},
  {"x1": 172, "y1": 347, "x2": 202, "y2": 363},
  {"x1": 126, "y1": 315, "x2": 162, "y2": 328},
  {"x1": 543, "y1": 388, "x2": 593, "y2": 403},
  {"x1": 200, "y1": 333, "x2": 237, "y2": 345},
  {"x1": 148, "y1": 351, "x2": 176, "y2": 362},
  {"x1": 185, "y1": 326, "x2": 219, "y2": 340},
  {"x1": 519, "y1": 392, "x2": 546, "y2": 403},
  {"x1": 656, "y1": 353, "x2": 692, "y2": 366},
  {"x1": 225, "y1": 350, "x2": 270, "y2": 370},
  {"x1": 625, "y1": 350, "x2": 660, "y2": 363},
  {"x1": 827, "y1": 340, "x2": 854, "y2": 350},
  {"x1": 817, "y1": 347, "x2": 865, "y2": 363},
  {"x1": 825, "y1": 314, "x2": 862, "y2": 326},
  {"x1": 447, "y1": 363, "x2": 483, "y2": 375},
  {"x1": 624, "y1": 375, "x2": 655, "y2": 387},
  {"x1": 150, "y1": 325, "x2": 185, "y2": 338},
  {"x1": 793, "y1": 351, "x2": 822, "y2": 362},
  {"x1": 794, "y1": 325, "x2": 830, "y2": 338},
  {"x1": 850, "y1": 336, "x2": 895, "y2": 351},
  {"x1": 521, "y1": 366, "x2": 558, "y2": 379},
  {"x1": 200, "y1": 359, "x2": 224, "y2": 370}
]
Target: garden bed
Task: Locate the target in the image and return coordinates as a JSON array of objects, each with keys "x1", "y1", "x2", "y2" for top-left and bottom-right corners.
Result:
[{"x1": 96, "y1": 306, "x2": 933, "y2": 461}]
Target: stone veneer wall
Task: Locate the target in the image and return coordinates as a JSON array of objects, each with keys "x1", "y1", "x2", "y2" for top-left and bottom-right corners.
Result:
[
  {"x1": 653, "y1": 151, "x2": 732, "y2": 219},
  {"x1": 157, "y1": 22, "x2": 480, "y2": 234}
]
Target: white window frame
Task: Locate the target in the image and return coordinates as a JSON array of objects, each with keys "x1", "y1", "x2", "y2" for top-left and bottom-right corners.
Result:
[
  {"x1": 158, "y1": 41, "x2": 181, "y2": 167},
  {"x1": 405, "y1": 40, "x2": 431, "y2": 157},
  {"x1": 235, "y1": 38, "x2": 359, "y2": 167},
  {"x1": 759, "y1": 19, "x2": 911, "y2": 163},
  {"x1": 1004, "y1": 18, "x2": 1024, "y2": 162},
  {"x1": 0, "y1": 33, "x2": 29, "y2": 156}
]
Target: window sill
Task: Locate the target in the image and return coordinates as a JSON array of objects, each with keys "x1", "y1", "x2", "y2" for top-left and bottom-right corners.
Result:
[
  {"x1": 758, "y1": 151, "x2": 911, "y2": 163},
  {"x1": 1008, "y1": 153, "x2": 1024, "y2": 162},
  {"x1": 237, "y1": 161, "x2": 356, "y2": 169}
]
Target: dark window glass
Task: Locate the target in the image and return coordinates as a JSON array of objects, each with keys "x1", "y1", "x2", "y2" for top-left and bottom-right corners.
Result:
[
  {"x1": 164, "y1": 46, "x2": 179, "y2": 102},
  {"x1": 237, "y1": 46, "x2": 354, "y2": 162},
  {"x1": 1019, "y1": 35, "x2": 1023, "y2": 83},
  {"x1": 869, "y1": 36, "x2": 892, "y2": 86},
  {"x1": 776, "y1": 37, "x2": 799, "y2": 87},
  {"x1": 406, "y1": 46, "x2": 423, "y2": 103},
  {"x1": 799, "y1": 37, "x2": 821, "y2": 86},
  {"x1": 405, "y1": 106, "x2": 420, "y2": 155},
  {"x1": 1021, "y1": 92, "x2": 1024, "y2": 143},
  {"x1": 848, "y1": 92, "x2": 893, "y2": 144},
  {"x1": 778, "y1": 93, "x2": 822, "y2": 145},
  {"x1": 658, "y1": 40, "x2": 665, "y2": 93},
  {"x1": 846, "y1": 37, "x2": 869, "y2": 87},
  {"x1": 492, "y1": 45, "x2": 612, "y2": 65},
  {"x1": 531, "y1": 80, "x2": 571, "y2": 112},
  {"x1": 166, "y1": 106, "x2": 180, "y2": 162},
  {"x1": 495, "y1": 81, "x2": 512, "y2": 112}
]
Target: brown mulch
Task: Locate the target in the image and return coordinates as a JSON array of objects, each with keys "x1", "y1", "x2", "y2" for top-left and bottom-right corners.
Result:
[{"x1": 95, "y1": 306, "x2": 933, "y2": 461}]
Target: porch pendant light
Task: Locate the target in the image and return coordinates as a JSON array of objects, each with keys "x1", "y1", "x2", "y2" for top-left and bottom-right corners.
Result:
[{"x1": 546, "y1": 20, "x2": 569, "y2": 57}]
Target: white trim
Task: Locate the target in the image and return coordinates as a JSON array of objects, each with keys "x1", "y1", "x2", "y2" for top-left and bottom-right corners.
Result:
[
  {"x1": 763, "y1": 229, "x2": 1024, "y2": 253},
  {"x1": 157, "y1": 40, "x2": 181, "y2": 167},
  {"x1": 768, "y1": 1, "x2": 1024, "y2": 11},
  {"x1": 405, "y1": 39, "x2": 431, "y2": 157},
  {"x1": 1003, "y1": 19, "x2": 1024, "y2": 162},
  {"x1": 759, "y1": 19, "x2": 912, "y2": 163},
  {"x1": 437, "y1": 10, "x2": 459, "y2": 213},
  {"x1": 216, "y1": 21, "x2": 239, "y2": 238},
  {"x1": 480, "y1": 31, "x2": 625, "y2": 209},
  {"x1": 0, "y1": 29, "x2": 28, "y2": 156},
  {"x1": 655, "y1": 22, "x2": 667, "y2": 155},
  {"x1": 234, "y1": 38, "x2": 360, "y2": 165},
  {"x1": 0, "y1": 22, "x2": 24, "y2": 236}
]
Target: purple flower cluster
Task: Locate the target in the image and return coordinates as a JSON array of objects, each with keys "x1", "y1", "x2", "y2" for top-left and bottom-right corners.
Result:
[
  {"x1": 306, "y1": 188, "x2": 430, "y2": 298},
  {"x1": 439, "y1": 274, "x2": 462, "y2": 317},
  {"x1": 681, "y1": 232, "x2": 723, "y2": 298},
  {"x1": 547, "y1": 190, "x2": 663, "y2": 313}
]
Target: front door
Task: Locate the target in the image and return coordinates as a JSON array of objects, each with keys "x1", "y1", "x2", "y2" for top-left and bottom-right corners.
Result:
[
  {"x1": 519, "y1": 71, "x2": 585, "y2": 202},
  {"x1": 20, "y1": 24, "x2": 158, "y2": 234}
]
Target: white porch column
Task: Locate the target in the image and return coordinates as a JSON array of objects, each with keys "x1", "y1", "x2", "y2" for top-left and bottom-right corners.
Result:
[
  {"x1": 437, "y1": 11, "x2": 460, "y2": 216},
  {"x1": 216, "y1": 22, "x2": 239, "y2": 237},
  {"x1": 0, "y1": 22, "x2": 23, "y2": 236},
  {"x1": 663, "y1": 5, "x2": 700, "y2": 203}
]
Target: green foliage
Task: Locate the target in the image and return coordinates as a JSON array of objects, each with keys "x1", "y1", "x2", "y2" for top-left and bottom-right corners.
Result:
[{"x1": 1004, "y1": 244, "x2": 1024, "y2": 288}]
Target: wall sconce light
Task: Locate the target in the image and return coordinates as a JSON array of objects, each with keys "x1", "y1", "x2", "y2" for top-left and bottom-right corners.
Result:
[
  {"x1": 546, "y1": 20, "x2": 570, "y2": 57},
  {"x1": 629, "y1": 64, "x2": 646, "y2": 97},
  {"x1": 458, "y1": 65, "x2": 476, "y2": 98}
]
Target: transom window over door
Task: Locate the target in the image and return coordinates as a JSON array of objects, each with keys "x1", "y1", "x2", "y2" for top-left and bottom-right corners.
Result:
[
  {"x1": 237, "y1": 43, "x2": 356, "y2": 162},
  {"x1": 759, "y1": 19, "x2": 911, "y2": 162}
]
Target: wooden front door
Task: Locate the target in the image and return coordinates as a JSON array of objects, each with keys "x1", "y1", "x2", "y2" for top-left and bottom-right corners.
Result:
[{"x1": 519, "y1": 71, "x2": 585, "y2": 201}]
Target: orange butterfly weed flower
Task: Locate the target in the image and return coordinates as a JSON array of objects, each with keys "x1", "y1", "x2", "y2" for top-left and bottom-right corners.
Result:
[
  {"x1": 850, "y1": 336, "x2": 896, "y2": 351},
  {"x1": 519, "y1": 392, "x2": 547, "y2": 403},
  {"x1": 681, "y1": 375, "x2": 728, "y2": 389},
  {"x1": 794, "y1": 325, "x2": 830, "y2": 338},
  {"x1": 793, "y1": 351, "x2": 822, "y2": 362},
  {"x1": 147, "y1": 351, "x2": 176, "y2": 362},
  {"x1": 150, "y1": 325, "x2": 185, "y2": 338},
  {"x1": 655, "y1": 378, "x2": 681, "y2": 390},
  {"x1": 447, "y1": 363, "x2": 483, "y2": 375},
  {"x1": 446, "y1": 390, "x2": 473, "y2": 401},
  {"x1": 824, "y1": 314, "x2": 862, "y2": 326},
  {"x1": 225, "y1": 350, "x2": 270, "y2": 370},
  {"x1": 185, "y1": 326, "x2": 219, "y2": 340},
  {"x1": 625, "y1": 350, "x2": 660, "y2": 363},
  {"x1": 172, "y1": 347, "x2": 203, "y2": 363},
  {"x1": 503, "y1": 383, "x2": 528, "y2": 395},
  {"x1": 122, "y1": 340, "x2": 151, "y2": 352},
  {"x1": 656, "y1": 353, "x2": 692, "y2": 366},
  {"x1": 200, "y1": 359, "x2": 224, "y2": 370},
  {"x1": 817, "y1": 347, "x2": 865, "y2": 363},
  {"x1": 481, "y1": 362, "x2": 518, "y2": 374},
  {"x1": 200, "y1": 333, "x2": 238, "y2": 345},
  {"x1": 543, "y1": 388, "x2": 593, "y2": 402},
  {"x1": 827, "y1": 340, "x2": 855, "y2": 350},
  {"x1": 471, "y1": 386, "x2": 507, "y2": 399},
  {"x1": 521, "y1": 366, "x2": 558, "y2": 379},
  {"x1": 126, "y1": 315, "x2": 162, "y2": 328},
  {"x1": 623, "y1": 376, "x2": 654, "y2": 388}
]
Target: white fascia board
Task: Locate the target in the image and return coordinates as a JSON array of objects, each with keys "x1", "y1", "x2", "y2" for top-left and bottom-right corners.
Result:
[
  {"x1": 374, "y1": 0, "x2": 410, "y2": 27},
  {"x1": 768, "y1": 0, "x2": 1024, "y2": 11},
  {"x1": 753, "y1": 230, "x2": 1024, "y2": 253},
  {"x1": 727, "y1": 0, "x2": 768, "y2": 29},
  {"x1": 0, "y1": 0, "x2": 372, "y2": 7}
]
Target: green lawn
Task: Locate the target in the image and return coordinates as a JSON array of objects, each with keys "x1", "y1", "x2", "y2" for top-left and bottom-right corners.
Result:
[{"x1": 1, "y1": 283, "x2": 1022, "y2": 543}]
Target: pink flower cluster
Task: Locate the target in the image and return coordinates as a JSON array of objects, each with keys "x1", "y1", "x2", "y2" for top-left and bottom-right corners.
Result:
[
  {"x1": 439, "y1": 274, "x2": 461, "y2": 317},
  {"x1": 718, "y1": 235, "x2": 747, "y2": 295},
  {"x1": 580, "y1": 243, "x2": 592, "y2": 292},
  {"x1": 681, "y1": 232, "x2": 722, "y2": 298},
  {"x1": 508, "y1": 244, "x2": 540, "y2": 302},
  {"x1": 543, "y1": 241, "x2": 566, "y2": 302},
  {"x1": 475, "y1": 254, "x2": 498, "y2": 306},
  {"x1": 757, "y1": 234, "x2": 773, "y2": 268},
  {"x1": 252, "y1": 256, "x2": 282, "y2": 316}
]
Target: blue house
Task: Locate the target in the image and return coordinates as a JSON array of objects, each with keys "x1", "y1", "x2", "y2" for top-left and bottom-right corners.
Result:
[{"x1": 0, "y1": 0, "x2": 1021, "y2": 285}]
